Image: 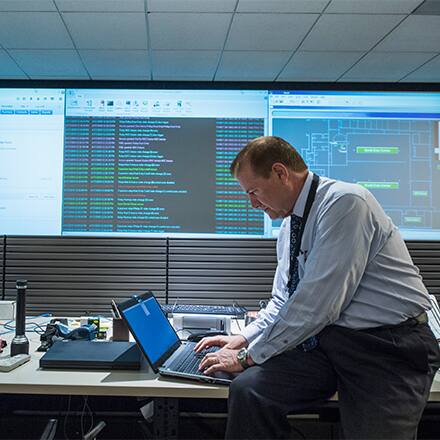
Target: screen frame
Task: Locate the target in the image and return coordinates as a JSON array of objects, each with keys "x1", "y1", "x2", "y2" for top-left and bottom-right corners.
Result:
[
  {"x1": 2, "y1": 79, "x2": 440, "y2": 242},
  {"x1": 117, "y1": 290, "x2": 181, "y2": 373}
]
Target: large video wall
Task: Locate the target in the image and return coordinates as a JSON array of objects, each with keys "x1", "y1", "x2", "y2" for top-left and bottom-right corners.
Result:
[{"x1": 1, "y1": 88, "x2": 439, "y2": 240}]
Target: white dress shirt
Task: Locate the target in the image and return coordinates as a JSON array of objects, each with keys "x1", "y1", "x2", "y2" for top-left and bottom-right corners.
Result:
[{"x1": 241, "y1": 172, "x2": 431, "y2": 364}]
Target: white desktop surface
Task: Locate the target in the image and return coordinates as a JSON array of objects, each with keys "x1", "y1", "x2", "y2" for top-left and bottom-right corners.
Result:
[
  {"x1": 0, "y1": 317, "x2": 229, "y2": 399},
  {"x1": 1, "y1": 317, "x2": 440, "y2": 402}
]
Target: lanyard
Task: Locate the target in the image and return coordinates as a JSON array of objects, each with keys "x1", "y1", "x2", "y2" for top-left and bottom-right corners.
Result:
[{"x1": 288, "y1": 173, "x2": 320, "y2": 286}]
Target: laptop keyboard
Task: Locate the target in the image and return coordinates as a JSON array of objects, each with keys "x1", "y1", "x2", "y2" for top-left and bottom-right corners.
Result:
[{"x1": 171, "y1": 343, "x2": 219, "y2": 375}]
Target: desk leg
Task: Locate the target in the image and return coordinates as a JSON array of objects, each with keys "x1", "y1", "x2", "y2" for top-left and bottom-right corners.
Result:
[{"x1": 153, "y1": 397, "x2": 179, "y2": 439}]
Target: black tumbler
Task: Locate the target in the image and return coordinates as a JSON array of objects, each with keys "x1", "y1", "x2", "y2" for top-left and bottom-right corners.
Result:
[{"x1": 11, "y1": 279, "x2": 29, "y2": 356}]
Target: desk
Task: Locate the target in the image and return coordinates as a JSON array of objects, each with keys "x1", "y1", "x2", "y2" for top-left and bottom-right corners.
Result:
[
  {"x1": 0, "y1": 317, "x2": 230, "y2": 437},
  {"x1": 2, "y1": 319, "x2": 440, "y2": 438},
  {"x1": 0, "y1": 317, "x2": 230, "y2": 399}
]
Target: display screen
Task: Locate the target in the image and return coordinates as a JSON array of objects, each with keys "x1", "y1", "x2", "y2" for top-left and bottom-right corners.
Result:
[
  {"x1": 269, "y1": 91, "x2": 440, "y2": 240},
  {"x1": 1, "y1": 87, "x2": 439, "y2": 240}
]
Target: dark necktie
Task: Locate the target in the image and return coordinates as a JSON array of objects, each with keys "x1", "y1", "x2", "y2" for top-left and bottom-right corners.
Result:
[
  {"x1": 287, "y1": 214, "x2": 302, "y2": 297},
  {"x1": 288, "y1": 214, "x2": 318, "y2": 352}
]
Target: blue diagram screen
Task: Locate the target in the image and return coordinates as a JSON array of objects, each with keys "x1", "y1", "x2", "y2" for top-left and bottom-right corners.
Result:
[{"x1": 270, "y1": 91, "x2": 440, "y2": 240}]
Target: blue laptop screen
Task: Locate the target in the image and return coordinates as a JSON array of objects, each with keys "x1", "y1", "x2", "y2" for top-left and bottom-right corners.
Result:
[{"x1": 122, "y1": 296, "x2": 179, "y2": 365}]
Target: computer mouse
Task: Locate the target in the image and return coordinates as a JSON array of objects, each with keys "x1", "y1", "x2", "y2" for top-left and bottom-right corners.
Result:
[{"x1": 187, "y1": 331, "x2": 227, "y2": 342}]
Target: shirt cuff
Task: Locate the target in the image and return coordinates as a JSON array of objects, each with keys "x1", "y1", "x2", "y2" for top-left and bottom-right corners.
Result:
[
  {"x1": 240, "y1": 321, "x2": 262, "y2": 344},
  {"x1": 248, "y1": 336, "x2": 281, "y2": 364}
]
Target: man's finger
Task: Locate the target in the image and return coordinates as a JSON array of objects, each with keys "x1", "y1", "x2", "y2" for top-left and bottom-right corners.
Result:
[
  {"x1": 194, "y1": 338, "x2": 210, "y2": 352},
  {"x1": 203, "y1": 363, "x2": 220, "y2": 376},
  {"x1": 199, "y1": 355, "x2": 216, "y2": 370}
]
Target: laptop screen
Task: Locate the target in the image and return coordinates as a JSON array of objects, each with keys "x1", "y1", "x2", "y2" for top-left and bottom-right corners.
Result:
[{"x1": 120, "y1": 295, "x2": 179, "y2": 366}]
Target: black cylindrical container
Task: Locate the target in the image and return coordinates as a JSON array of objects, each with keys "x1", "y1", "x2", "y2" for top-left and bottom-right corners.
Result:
[{"x1": 11, "y1": 279, "x2": 29, "y2": 356}]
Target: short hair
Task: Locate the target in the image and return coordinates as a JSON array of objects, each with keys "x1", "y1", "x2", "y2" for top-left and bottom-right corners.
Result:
[{"x1": 230, "y1": 136, "x2": 307, "y2": 178}]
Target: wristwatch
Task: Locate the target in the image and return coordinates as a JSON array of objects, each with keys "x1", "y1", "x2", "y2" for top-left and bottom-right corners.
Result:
[{"x1": 237, "y1": 347, "x2": 250, "y2": 370}]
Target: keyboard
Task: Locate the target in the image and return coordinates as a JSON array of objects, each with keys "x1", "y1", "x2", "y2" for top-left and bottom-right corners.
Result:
[
  {"x1": 171, "y1": 343, "x2": 218, "y2": 375},
  {"x1": 161, "y1": 303, "x2": 247, "y2": 318}
]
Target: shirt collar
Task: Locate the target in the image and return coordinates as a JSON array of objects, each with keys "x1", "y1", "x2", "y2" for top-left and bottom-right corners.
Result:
[{"x1": 291, "y1": 171, "x2": 313, "y2": 218}]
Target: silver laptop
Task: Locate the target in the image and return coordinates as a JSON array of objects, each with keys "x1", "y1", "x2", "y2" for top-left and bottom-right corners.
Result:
[{"x1": 117, "y1": 291, "x2": 234, "y2": 385}]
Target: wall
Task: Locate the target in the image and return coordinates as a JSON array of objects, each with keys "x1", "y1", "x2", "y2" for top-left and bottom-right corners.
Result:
[{"x1": 1, "y1": 236, "x2": 438, "y2": 316}]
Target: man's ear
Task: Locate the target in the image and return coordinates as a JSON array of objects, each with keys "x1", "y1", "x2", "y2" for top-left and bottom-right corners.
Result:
[{"x1": 272, "y1": 163, "x2": 288, "y2": 182}]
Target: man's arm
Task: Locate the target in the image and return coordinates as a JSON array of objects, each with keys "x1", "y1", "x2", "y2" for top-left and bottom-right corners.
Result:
[
  {"x1": 240, "y1": 217, "x2": 291, "y2": 343},
  {"x1": 248, "y1": 194, "x2": 377, "y2": 364}
]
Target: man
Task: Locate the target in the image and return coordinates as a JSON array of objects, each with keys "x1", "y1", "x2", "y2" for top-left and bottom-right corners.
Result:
[{"x1": 196, "y1": 136, "x2": 440, "y2": 439}]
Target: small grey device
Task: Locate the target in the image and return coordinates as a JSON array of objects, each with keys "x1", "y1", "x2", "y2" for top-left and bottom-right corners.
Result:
[{"x1": 172, "y1": 314, "x2": 231, "y2": 334}]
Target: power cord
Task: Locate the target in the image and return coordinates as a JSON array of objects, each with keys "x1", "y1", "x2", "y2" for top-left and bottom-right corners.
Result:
[
  {"x1": 80, "y1": 396, "x2": 94, "y2": 439},
  {"x1": 63, "y1": 395, "x2": 72, "y2": 440},
  {"x1": 1, "y1": 313, "x2": 52, "y2": 335}
]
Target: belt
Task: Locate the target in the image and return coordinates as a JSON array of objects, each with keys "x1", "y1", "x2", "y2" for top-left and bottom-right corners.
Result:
[
  {"x1": 296, "y1": 312, "x2": 428, "y2": 352},
  {"x1": 408, "y1": 311, "x2": 428, "y2": 325},
  {"x1": 369, "y1": 311, "x2": 428, "y2": 331}
]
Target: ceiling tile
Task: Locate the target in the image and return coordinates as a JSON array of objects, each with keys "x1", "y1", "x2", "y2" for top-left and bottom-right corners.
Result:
[
  {"x1": 148, "y1": 0, "x2": 236, "y2": 12},
  {"x1": 79, "y1": 50, "x2": 150, "y2": 78},
  {"x1": 9, "y1": 49, "x2": 89, "y2": 77},
  {"x1": 0, "y1": 0, "x2": 56, "y2": 11},
  {"x1": 216, "y1": 51, "x2": 291, "y2": 81},
  {"x1": 300, "y1": 13, "x2": 404, "y2": 51},
  {"x1": 226, "y1": 13, "x2": 318, "y2": 51},
  {"x1": 412, "y1": 0, "x2": 440, "y2": 15},
  {"x1": 401, "y1": 54, "x2": 440, "y2": 82},
  {"x1": 63, "y1": 12, "x2": 147, "y2": 49},
  {"x1": 326, "y1": 0, "x2": 423, "y2": 14},
  {"x1": 340, "y1": 51, "x2": 437, "y2": 82},
  {"x1": 152, "y1": 50, "x2": 220, "y2": 80},
  {"x1": 0, "y1": 12, "x2": 74, "y2": 49},
  {"x1": 0, "y1": 49, "x2": 27, "y2": 77},
  {"x1": 149, "y1": 13, "x2": 231, "y2": 50},
  {"x1": 237, "y1": 0, "x2": 328, "y2": 13},
  {"x1": 55, "y1": 0, "x2": 145, "y2": 12},
  {"x1": 278, "y1": 51, "x2": 364, "y2": 81},
  {"x1": 374, "y1": 15, "x2": 440, "y2": 51}
]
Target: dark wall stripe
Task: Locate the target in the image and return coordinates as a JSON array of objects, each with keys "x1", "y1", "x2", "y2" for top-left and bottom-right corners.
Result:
[{"x1": 1, "y1": 235, "x2": 5, "y2": 301}]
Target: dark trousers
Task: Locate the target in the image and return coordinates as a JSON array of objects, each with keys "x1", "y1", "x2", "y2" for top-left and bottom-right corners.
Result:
[{"x1": 226, "y1": 322, "x2": 440, "y2": 439}]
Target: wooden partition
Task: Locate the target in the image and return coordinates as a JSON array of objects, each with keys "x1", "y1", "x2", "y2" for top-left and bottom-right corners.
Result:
[
  {"x1": 4, "y1": 236, "x2": 167, "y2": 316},
  {"x1": 406, "y1": 241, "x2": 440, "y2": 295},
  {"x1": 167, "y1": 238, "x2": 277, "y2": 309},
  {"x1": 0, "y1": 236, "x2": 439, "y2": 316}
]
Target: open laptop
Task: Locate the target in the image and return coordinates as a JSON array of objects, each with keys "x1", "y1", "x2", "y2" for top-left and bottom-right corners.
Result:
[{"x1": 117, "y1": 291, "x2": 235, "y2": 385}]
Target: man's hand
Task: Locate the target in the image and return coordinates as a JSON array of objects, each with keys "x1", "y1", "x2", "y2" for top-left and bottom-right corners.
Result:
[
  {"x1": 198, "y1": 348, "x2": 244, "y2": 375},
  {"x1": 194, "y1": 334, "x2": 247, "y2": 353}
]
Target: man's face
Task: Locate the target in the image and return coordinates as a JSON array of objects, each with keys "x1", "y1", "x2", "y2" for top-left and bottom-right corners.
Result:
[{"x1": 236, "y1": 163, "x2": 294, "y2": 219}]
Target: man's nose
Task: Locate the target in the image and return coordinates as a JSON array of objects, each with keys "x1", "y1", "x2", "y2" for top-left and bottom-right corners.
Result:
[{"x1": 249, "y1": 194, "x2": 261, "y2": 209}]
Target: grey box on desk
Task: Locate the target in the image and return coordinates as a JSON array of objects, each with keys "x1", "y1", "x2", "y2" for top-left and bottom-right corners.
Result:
[
  {"x1": 112, "y1": 318, "x2": 130, "y2": 341},
  {"x1": 39, "y1": 340, "x2": 141, "y2": 370}
]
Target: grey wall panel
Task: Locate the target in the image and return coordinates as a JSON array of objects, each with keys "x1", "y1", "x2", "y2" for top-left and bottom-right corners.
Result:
[
  {"x1": 4, "y1": 236, "x2": 167, "y2": 316},
  {"x1": 168, "y1": 238, "x2": 277, "y2": 309},
  {"x1": 167, "y1": 238, "x2": 440, "y2": 308},
  {"x1": 2, "y1": 235, "x2": 439, "y2": 315},
  {"x1": 0, "y1": 236, "x2": 4, "y2": 300},
  {"x1": 407, "y1": 242, "x2": 440, "y2": 295}
]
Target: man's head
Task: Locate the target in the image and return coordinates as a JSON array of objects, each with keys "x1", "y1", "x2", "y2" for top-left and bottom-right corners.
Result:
[{"x1": 230, "y1": 136, "x2": 308, "y2": 219}]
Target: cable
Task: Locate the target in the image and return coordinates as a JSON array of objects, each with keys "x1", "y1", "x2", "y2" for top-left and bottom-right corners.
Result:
[
  {"x1": 80, "y1": 396, "x2": 94, "y2": 439},
  {"x1": 2, "y1": 314, "x2": 52, "y2": 335},
  {"x1": 63, "y1": 395, "x2": 72, "y2": 440},
  {"x1": 290, "y1": 425, "x2": 307, "y2": 440},
  {"x1": 234, "y1": 317, "x2": 242, "y2": 332}
]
